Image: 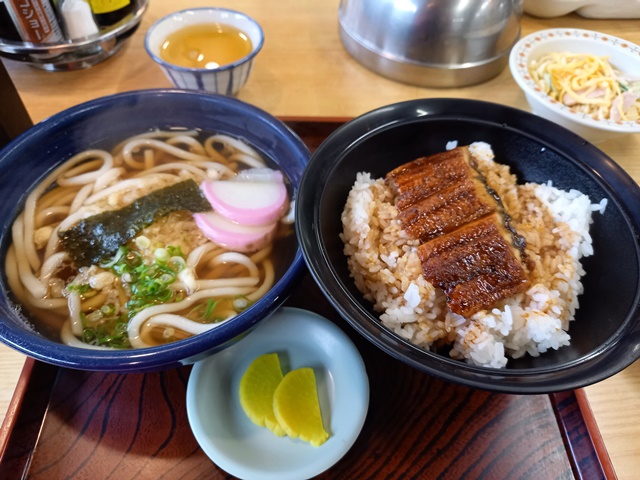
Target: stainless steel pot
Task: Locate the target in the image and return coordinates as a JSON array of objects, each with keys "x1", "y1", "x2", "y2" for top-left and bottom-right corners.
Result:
[{"x1": 339, "y1": 0, "x2": 523, "y2": 87}]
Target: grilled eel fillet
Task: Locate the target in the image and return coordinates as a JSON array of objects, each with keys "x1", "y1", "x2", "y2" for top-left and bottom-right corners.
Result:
[{"x1": 385, "y1": 146, "x2": 530, "y2": 317}]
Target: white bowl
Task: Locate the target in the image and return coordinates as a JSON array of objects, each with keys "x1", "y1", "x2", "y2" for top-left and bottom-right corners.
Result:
[
  {"x1": 509, "y1": 28, "x2": 640, "y2": 143},
  {"x1": 186, "y1": 307, "x2": 369, "y2": 480},
  {"x1": 145, "y1": 8, "x2": 264, "y2": 96},
  {"x1": 523, "y1": 0, "x2": 640, "y2": 19}
]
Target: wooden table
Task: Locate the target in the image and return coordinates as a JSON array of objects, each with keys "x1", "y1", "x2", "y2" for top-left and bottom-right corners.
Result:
[{"x1": 1, "y1": 1, "x2": 639, "y2": 478}]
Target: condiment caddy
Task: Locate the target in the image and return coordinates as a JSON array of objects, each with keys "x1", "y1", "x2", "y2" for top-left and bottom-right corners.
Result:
[{"x1": 0, "y1": 0, "x2": 147, "y2": 70}]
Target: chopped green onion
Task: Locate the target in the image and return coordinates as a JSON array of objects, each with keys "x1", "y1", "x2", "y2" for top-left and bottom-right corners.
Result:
[
  {"x1": 163, "y1": 327, "x2": 176, "y2": 339},
  {"x1": 82, "y1": 316, "x2": 131, "y2": 349},
  {"x1": 203, "y1": 299, "x2": 218, "y2": 321},
  {"x1": 168, "y1": 256, "x2": 186, "y2": 272},
  {"x1": 158, "y1": 273, "x2": 175, "y2": 284},
  {"x1": 135, "y1": 235, "x2": 151, "y2": 249},
  {"x1": 100, "y1": 304, "x2": 116, "y2": 315},
  {"x1": 85, "y1": 310, "x2": 103, "y2": 323},
  {"x1": 99, "y1": 246, "x2": 126, "y2": 268},
  {"x1": 187, "y1": 299, "x2": 220, "y2": 322},
  {"x1": 157, "y1": 289, "x2": 173, "y2": 302},
  {"x1": 154, "y1": 248, "x2": 170, "y2": 262},
  {"x1": 67, "y1": 283, "x2": 91, "y2": 294},
  {"x1": 92, "y1": 242, "x2": 190, "y2": 341},
  {"x1": 188, "y1": 303, "x2": 204, "y2": 316},
  {"x1": 233, "y1": 296, "x2": 250, "y2": 312},
  {"x1": 167, "y1": 245, "x2": 184, "y2": 257}
]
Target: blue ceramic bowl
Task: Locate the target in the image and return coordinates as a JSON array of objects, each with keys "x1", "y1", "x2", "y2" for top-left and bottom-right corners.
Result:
[
  {"x1": 296, "y1": 98, "x2": 640, "y2": 394},
  {"x1": 0, "y1": 89, "x2": 309, "y2": 372}
]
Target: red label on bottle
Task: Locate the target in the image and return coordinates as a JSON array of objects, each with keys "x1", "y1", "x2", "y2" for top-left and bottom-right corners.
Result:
[{"x1": 6, "y1": 0, "x2": 63, "y2": 43}]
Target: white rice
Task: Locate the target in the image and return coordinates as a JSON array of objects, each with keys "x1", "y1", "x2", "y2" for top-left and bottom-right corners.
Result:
[{"x1": 340, "y1": 142, "x2": 605, "y2": 368}]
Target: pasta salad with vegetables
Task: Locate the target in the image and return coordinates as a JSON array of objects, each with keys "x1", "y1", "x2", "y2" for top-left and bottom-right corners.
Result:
[{"x1": 529, "y1": 52, "x2": 640, "y2": 121}]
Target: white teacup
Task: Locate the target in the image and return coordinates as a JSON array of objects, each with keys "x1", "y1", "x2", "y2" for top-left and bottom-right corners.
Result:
[{"x1": 145, "y1": 8, "x2": 264, "y2": 96}]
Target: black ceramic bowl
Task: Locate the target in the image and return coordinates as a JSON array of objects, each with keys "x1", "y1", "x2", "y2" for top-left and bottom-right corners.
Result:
[{"x1": 296, "y1": 98, "x2": 640, "y2": 394}]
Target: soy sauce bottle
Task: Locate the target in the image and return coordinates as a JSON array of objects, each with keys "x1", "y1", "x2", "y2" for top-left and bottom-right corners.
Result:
[
  {"x1": 89, "y1": 0, "x2": 134, "y2": 29},
  {"x1": 3, "y1": 0, "x2": 64, "y2": 43},
  {"x1": 0, "y1": 0, "x2": 20, "y2": 41}
]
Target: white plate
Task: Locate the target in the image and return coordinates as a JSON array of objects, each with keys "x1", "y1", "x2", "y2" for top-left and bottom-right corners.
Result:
[{"x1": 186, "y1": 307, "x2": 369, "y2": 480}]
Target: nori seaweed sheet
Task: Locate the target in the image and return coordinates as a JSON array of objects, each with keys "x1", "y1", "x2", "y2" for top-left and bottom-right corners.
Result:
[{"x1": 59, "y1": 179, "x2": 211, "y2": 267}]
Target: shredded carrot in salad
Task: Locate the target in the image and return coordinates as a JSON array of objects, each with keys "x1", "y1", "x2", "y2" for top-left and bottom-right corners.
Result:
[{"x1": 529, "y1": 52, "x2": 640, "y2": 122}]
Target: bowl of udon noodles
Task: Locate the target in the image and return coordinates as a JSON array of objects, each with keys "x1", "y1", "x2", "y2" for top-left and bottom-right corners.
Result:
[
  {"x1": 296, "y1": 98, "x2": 640, "y2": 394},
  {"x1": 0, "y1": 89, "x2": 309, "y2": 372}
]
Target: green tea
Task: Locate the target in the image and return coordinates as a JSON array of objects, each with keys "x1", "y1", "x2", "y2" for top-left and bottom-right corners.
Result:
[{"x1": 160, "y1": 23, "x2": 253, "y2": 69}]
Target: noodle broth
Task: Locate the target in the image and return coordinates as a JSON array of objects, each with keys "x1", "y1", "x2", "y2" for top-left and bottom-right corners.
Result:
[{"x1": 4, "y1": 129, "x2": 297, "y2": 350}]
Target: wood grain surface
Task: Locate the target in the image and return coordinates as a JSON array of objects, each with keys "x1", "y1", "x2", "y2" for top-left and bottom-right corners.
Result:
[
  {"x1": 2, "y1": 0, "x2": 639, "y2": 185},
  {"x1": 0, "y1": 273, "x2": 610, "y2": 480}
]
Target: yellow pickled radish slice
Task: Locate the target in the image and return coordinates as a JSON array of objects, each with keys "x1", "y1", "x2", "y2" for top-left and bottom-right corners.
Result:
[
  {"x1": 273, "y1": 367, "x2": 329, "y2": 447},
  {"x1": 239, "y1": 353, "x2": 286, "y2": 436}
]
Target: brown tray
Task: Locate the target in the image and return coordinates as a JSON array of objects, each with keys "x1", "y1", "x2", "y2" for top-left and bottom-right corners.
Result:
[{"x1": 0, "y1": 120, "x2": 616, "y2": 480}]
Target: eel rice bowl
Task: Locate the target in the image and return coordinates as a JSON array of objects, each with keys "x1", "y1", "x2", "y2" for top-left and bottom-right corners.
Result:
[{"x1": 341, "y1": 142, "x2": 607, "y2": 368}]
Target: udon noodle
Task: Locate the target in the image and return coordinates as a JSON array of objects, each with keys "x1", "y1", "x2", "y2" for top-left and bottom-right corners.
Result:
[{"x1": 5, "y1": 130, "x2": 293, "y2": 350}]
